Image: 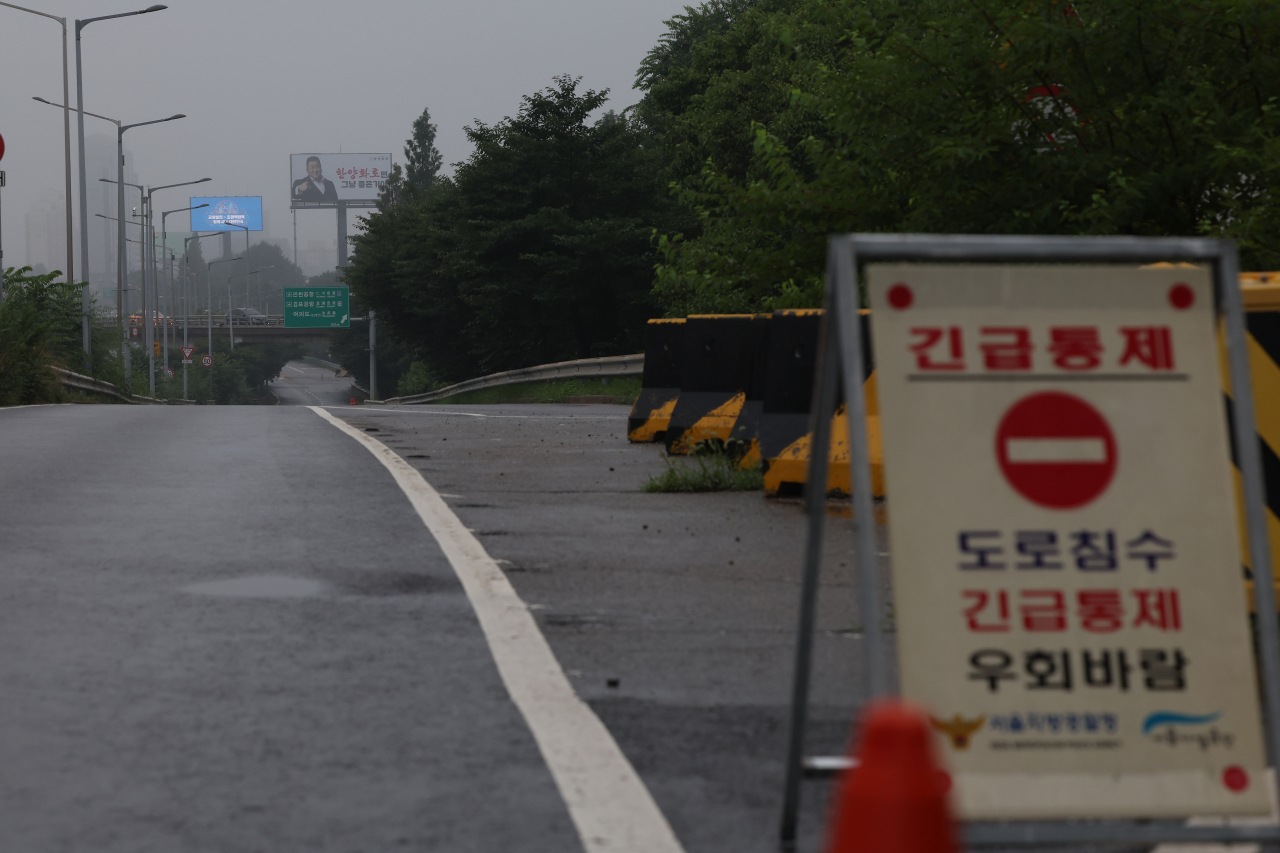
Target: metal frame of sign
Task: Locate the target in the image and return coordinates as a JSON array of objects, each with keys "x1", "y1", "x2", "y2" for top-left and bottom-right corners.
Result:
[{"x1": 780, "y1": 234, "x2": 1280, "y2": 850}]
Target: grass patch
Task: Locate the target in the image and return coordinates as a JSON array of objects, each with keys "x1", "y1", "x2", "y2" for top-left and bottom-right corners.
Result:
[
  {"x1": 642, "y1": 451, "x2": 764, "y2": 493},
  {"x1": 428, "y1": 375, "x2": 641, "y2": 406}
]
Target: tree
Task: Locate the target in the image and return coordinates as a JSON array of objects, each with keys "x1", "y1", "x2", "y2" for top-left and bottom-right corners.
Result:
[
  {"x1": 345, "y1": 76, "x2": 682, "y2": 382},
  {"x1": 404, "y1": 106, "x2": 443, "y2": 191},
  {"x1": 649, "y1": 0, "x2": 1280, "y2": 315},
  {"x1": 0, "y1": 266, "x2": 123, "y2": 403}
]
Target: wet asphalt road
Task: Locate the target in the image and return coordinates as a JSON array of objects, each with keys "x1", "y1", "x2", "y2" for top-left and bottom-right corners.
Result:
[
  {"x1": 0, "y1": 392, "x2": 878, "y2": 852},
  {"x1": 270, "y1": 361, "x2": 359, "y2": 407}
]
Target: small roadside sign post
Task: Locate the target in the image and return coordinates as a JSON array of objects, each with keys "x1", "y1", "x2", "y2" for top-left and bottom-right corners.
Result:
[
  {"x1": 283, "y1": 286, "x2": 350, "y2": 328},
  {"x1": 181, "y1": 346, "x2": 194, "y2": 365},
  {"x1": 781, "y1": 235, "x2": 1280, "y2": 849}
]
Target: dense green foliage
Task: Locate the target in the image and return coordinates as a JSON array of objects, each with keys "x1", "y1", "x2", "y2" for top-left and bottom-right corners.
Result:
[
  {"x1": 0, "y1": 266, "x2": 129, "y2": 405},
  {"x1": 339, "y1": 0, "x2": 1280, "y2": 383},
  {"x1": 645, "y1": 0, "x2": 1280, "y2": 313},
  {"x1": 344, "y1": 77, "x2": 683, "y2": 384}
]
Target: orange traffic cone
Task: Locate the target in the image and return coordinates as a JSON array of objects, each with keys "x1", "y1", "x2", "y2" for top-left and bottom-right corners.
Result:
[{"x1": 824, "y1": 700, "x2": 958, "y2": 853}]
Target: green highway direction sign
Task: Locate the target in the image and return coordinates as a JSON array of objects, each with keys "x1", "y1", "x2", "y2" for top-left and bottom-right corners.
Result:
[{"x1": 283, "y1": 286, "x2": 350, "y2": 328}]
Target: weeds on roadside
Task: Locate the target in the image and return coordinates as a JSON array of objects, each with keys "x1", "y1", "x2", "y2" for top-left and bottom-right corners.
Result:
[{"x1": 642, "y1": 448, "x2": 764, "y2": 493}]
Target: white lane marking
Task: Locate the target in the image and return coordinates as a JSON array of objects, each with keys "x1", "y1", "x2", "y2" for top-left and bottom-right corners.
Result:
[
  {"x1": 285, "y1": 365, "x2": 306, "y2": 374},
  {"x1": 1005, "y1": 437, "x2": 1108, "y2": 463},
  {"x1": 310, "y1": 406, "x2": 684, "y2": 853},
  {"x1": 0, "y1": 404, "x2": 61, "y2": 412}
]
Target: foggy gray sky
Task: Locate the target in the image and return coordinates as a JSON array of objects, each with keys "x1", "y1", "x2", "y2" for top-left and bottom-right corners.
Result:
[{"x1": 1, "y1": 0, "x2": 690, "y2": 276}]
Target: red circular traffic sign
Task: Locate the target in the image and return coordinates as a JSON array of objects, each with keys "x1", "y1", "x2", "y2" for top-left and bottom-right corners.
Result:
[
  {"x1": 0, "y1": 134, "x2": 7, "y2": 162},
  {"x1": 201, "y1": 354, "x2": 213, "y2": 367},
  {"x1": 995, "y1": 392, "x2": 1117, "y2": 509}
]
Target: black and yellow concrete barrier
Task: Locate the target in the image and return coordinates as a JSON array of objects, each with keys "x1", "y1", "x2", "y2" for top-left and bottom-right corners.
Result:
[
  {"x1": 758, "y1": 310, "x2": 884, "y2": 498},
  {"x1": 627, "y1": 319, "x2": 685, "y2": 442},
  {"x1": 1232, "y1": 276, "x2": 1280, "y2": 611},
  {"x1": 663, "y1": 314, "x2": 771, "y2": 456}
]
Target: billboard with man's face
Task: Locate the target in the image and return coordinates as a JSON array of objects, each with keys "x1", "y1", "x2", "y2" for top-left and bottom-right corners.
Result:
[
  {"x1": 290, "y1": 153, "x2": 392, "y2": 206},
  {"x1": 190, "y1": 197, "x2": 263, "y2": 231}
]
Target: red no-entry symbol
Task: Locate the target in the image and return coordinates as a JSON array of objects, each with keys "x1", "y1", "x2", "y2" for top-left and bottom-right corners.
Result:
[{"x1": 995, "y1": 392, "x2": 1117, "y2": 509}]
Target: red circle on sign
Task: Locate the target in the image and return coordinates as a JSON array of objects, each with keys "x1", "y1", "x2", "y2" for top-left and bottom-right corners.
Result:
[
  {"x1": 201, "y1": 355, "x2": 213, "y2": 367},
  {"x1": 1223, "y1": 765, "x2": 1249, "y2": 792},
  {"x1": 0, "y1": 134, "x2": 6, "y2": 162},
  {"x1": 887, "y1": 284, "x2": 913, "y2": 310},
  {"x1": 1169, "y1": 283, "x2": 1194, "y2": 310},
  {"x1": 995, "y1": 392, "x2": 1117, "y2": 509}
]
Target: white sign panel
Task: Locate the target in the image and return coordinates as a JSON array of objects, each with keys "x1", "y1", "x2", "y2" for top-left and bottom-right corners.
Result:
[
  {"x1": 868, "y1": 264, "x2": 1268, "y2": 820},
  {"x1": 289, "y1": 153, "x2": 392, "y2": 204}
]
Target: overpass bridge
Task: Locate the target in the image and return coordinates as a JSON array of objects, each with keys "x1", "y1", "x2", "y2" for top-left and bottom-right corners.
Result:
[{"x1": 137, "y1": 316, "x2": 339, "y2": 345}]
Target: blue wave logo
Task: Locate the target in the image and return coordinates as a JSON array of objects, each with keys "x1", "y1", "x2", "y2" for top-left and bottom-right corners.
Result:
[{"x1": 1142, "y1": 711, "x2": 1222, "y2": 735}]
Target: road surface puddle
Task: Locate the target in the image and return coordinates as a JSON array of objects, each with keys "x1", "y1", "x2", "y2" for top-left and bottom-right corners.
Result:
[{"x1": 183, "y1": 575, "x2": 328, "y2": 599}]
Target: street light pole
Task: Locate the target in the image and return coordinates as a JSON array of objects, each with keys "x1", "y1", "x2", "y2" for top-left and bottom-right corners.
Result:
[
  {"x1": 160, "y1": 202, "x2": 207, "y2": 391},
  {"x1": 74, "y1": 5, "x2": 167, "y2": 366},
  {"x1": 142, "y1": 178, "x2": 209, "y2": 393},
  {"x1": 101, "y1": 175, "x2": 144, "y2": 374},
  {"x1": 224, "y1": 222, "x2": 249, "y2": 352},
  {"x1": 248, "y1": 266, "x2": 273, "y2": 312},
  {"x1": 207, "y1": 255, "x2": 240, "y2": 356},
  {"x1": 183, "y1": 231, "x2": 220, "y2": 399},
  {"x1": 97, "y1": 114, "x2": 185, "y2": 372},
  {"x1": 35, "y1": 97, "x2": 117, "y2": 322},
  {"x1": 2, "y1": 4, "x2": 76, "y2": 345},
  {"x1": 369, "y1": 309, "x2": 377, "y2": 402}
]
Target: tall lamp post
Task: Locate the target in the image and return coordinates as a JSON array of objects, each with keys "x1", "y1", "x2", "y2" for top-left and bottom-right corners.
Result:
[
  {"x1": 182, "y1": 231, "x2": 221, "y2": 398},
  {"x1": 248, "y1": 266, "x2": 273, "y2": 312},
  {"x1": 74, "y1": 5, "x2": 166, "y2": 359},
  {"x1": 223, "y1": 222, "x2": 250, "y2": 351},
  {"x1": 100, "y1": 113, "x2": 185, "y2": 367},
  {"x1": 3, "y1": 4, "x2": 74, "y2": 334},
  {"x1": 160, "y1": 202, "x2": 206, "y2": 385},
  {"x1": 143, "y1": 178, "x2": 209, "y2": 393},
  {"x1": 100, "y1": 175, "x2": 144, "y2": 372},
  {"x1": 207, "y1": 255, "x2": 240, "y2": 355},
  {"x1": 34, "y1": 93, "x2": 106, "y2": 365}
]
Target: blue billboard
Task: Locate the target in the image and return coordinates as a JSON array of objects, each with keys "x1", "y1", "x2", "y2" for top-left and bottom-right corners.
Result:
[{"x1": 189, "y1": 196, "x2": 263, "y2": 232}]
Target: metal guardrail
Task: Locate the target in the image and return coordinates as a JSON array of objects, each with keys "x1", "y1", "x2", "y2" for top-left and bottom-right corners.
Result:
[
  {"x1": 51, "y1": 367, "x2": 190, "y2": 405},
  {"x1": 368, "y1": 353, "x2": 645, "y2": 406}
]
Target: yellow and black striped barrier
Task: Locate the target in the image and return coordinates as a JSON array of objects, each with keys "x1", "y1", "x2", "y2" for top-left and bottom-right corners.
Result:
[
  {"x1": 627, "y1": 319, "x2": 685, "y2": 443},
  {"x1": 1233, "y1": 276, "x2": 1280, "y2": 611},
  {"x1": 758, "y1": 310, "x2": 884, "y2": 498},
  {"x1": 662, "y1": 314, "x2": 771, "y2": 457},
  {"x1": 628, "y1": 278, "x2": 1280, "y2": 563}
]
